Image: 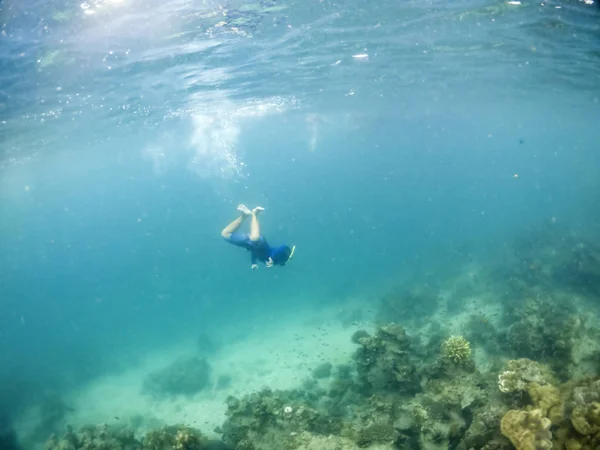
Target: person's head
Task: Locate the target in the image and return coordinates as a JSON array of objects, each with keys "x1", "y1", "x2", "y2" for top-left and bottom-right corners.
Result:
[{"x1": 271, "y1": 245, "x2": 295, "y2": 266}]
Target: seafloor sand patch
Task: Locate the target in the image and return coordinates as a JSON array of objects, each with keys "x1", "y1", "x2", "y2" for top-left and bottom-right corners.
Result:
[{"x1": 16, "y1": 301, "x2": 373, "y2": 445}]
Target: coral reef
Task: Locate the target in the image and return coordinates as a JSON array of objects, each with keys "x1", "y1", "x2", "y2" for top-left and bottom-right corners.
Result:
[
  {"x1": 219, "y1": 388, "x2": 344, "y2": 450},
  {"x1": 504, "y1": 297, "x2": 582, "y2": 378},
  {"x1": 213, "y1": 229, "x2": 600, "y2": 449},
  {"x1": 143, "y1": 357, "x2": 211, "y2": 399},
  {"x1": 552, "y1": 376, "x2": 600, "y2": 449},
  {"x1": 45, "y1": 423, "x2": 217, "y2": 450},
  {"x1": 34, "y1": 226, "x2": 600, "y2": 450},
  {"x1": 497, "y1": 371, "x2": 600, "y2": 450},
  {"x1": 352, "y1": 324, "x2": 420, "y2": 395},
  {"x1": 143, "y1": 425, "x2": 207, "y2": 450},
  {"x1": 457, "y1": 405, "x2": 509, "y2": 450},
  {"x1": 46, "y1": 423, "x2": 140, "y2": 450},
  {"x1": 219, "y1": 323, "x2": 503, "y2": 450},
  {"x1": 406, "y1": 344, "x2": 495, "y2": 450}
]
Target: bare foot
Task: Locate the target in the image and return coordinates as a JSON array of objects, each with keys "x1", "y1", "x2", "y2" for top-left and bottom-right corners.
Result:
[
  {"x1": 252, "y1": 206, "x2": 265, "y2": 215},
  {"x1": 237, "y1": 204, "x2": 252, "y2": 216}
]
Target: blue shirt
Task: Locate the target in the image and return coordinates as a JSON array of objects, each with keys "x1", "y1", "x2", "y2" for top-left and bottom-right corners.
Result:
[{"x1": 225, "y1": 232, "x2": 288, "y2": 266}]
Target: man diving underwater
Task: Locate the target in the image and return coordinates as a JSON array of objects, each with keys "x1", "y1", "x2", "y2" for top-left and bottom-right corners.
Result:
[{"x1": 221, "y1": 204, "x2": 296, "y2": 270}]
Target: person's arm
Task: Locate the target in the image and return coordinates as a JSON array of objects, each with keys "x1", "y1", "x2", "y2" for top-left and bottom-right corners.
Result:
[{"x1": 251, "y1": 254, "x2": 258, "y2": 270}]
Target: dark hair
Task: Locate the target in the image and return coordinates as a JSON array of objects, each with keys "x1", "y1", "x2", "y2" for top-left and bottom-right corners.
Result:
[{"x1": 272, "y1": 246, "x2": 292, "y2": 265}]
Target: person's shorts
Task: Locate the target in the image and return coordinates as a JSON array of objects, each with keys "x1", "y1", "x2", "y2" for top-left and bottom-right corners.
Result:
[{"x1": 225, "y1": 232, "x2": 267, "y2": 250}]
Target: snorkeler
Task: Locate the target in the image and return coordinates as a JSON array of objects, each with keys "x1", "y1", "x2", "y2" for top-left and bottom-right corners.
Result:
[{"x1": 221, "y1": 204, "x2": 296, "y2": 270}]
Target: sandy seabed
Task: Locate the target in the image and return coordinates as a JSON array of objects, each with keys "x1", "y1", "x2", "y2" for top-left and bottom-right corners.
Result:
[{"x1": 16, "y1": 301, "x2": 373, "y2": 446}]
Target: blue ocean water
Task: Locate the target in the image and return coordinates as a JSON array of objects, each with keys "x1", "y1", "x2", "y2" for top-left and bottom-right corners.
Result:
[{"x1": 1, "y1": 0, "x2": 600, "y2": 446}]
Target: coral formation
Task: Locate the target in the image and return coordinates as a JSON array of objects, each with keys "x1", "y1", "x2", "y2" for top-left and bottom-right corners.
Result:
[
  {"x1": 457, "y1": 405, "x2": 508, "y2": 450},
  {"x1": 46, "y1": 423, "x2": 213, "y2": 450},
  {"x1": 527, "y1": 383, "x2": 563, "y2": 424},
  {"x1": 46, "y1": 423, "x2": 140, "y2": 450},
  {"x1": 497, "y1": 370, "x2": 600, "y2": 450},
  {"x1": 219, "y1": 388, "x2": 344, "y2": 450},
  {"x1": 143, "y1": 425, "x2": 207, "y2": 450},
  {"x1": 504, "y1": 298, "x2": 581, "y2": 378},
  {"x1": 352, "y1": 323, "x2": 420, "y2": 395},
  {"x1": 500, "y1": 409, "x2": 552, "y2": 450},
  {"x1": 497, "y1": 359, "x2": 557, "y2": 394},
  {"x1": 218, "y1": 323, "x2": 501, "y2": 450},
  {"x1": 210, "y1": 226, "x2": 600, "y2": 450},
  {"x1": 441, "y1": 336, "x2": 472, "y2": 365}
]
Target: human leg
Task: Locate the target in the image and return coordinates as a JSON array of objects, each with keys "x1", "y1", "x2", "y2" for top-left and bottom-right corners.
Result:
[
  {"x1": 249, "y1": 206, "x2": 264, "y2": 242},
  {"x1": 221, "y1": 204, "x2": 252, "y2": 238}
]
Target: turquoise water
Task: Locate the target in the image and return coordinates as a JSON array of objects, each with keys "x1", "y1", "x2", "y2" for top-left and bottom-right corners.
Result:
[{"x1": 1, "y1": 0, "x2": 600, "y2": 447}]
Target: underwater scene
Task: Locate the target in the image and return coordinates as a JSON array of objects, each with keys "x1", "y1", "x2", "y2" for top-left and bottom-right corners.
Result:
[{"x1": 1, "y1": 0, "x2": 600, "y2": 449}]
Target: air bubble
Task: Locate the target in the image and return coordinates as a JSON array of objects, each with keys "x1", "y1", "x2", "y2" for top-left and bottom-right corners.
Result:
[{"x1": 80, "y1": 2, "x2": 90, "y2": 9}]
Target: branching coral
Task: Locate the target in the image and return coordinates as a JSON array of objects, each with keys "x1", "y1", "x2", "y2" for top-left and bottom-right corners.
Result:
[
  {"x1": 442, "y1": 336, "x2": 472, "y2": 365},
  {"x1": 175, "y1": 428, "x2": 204, "y2": 450}
]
